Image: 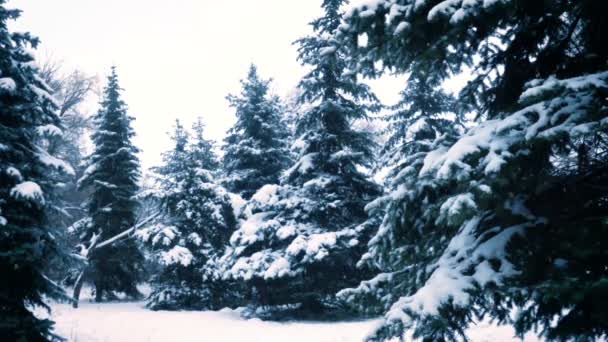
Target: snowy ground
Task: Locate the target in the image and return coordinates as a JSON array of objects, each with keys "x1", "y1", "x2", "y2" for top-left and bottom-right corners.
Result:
[
  {"x1": 47, "y1": 301, "x2": 373, "y2": 342},
  {"x1": 43, "y1": 300, "x2": 542, "y2": 342}
]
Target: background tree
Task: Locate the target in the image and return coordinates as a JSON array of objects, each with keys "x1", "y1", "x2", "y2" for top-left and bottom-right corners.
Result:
[
  {"x1": 139, "y1": 119, "x2": 238, "y2": 310},
  {"x1": 222, "y1": 0, "x2": 381, "y2": 318},
  {"x1": 222, "y1": 64, "x2": 291, "y2": 199},
  {"x1": 38, "y1": 57, "x2": 97, "y2": 169},
  {"x1": 0, "y1": 1, "x2": 73, "y2": 339},
  {"x1": 338, "y1": 71, "x2": 461, "y2": 316},
  {"x1": 76, "y1": 66, "x2": 144, "y2": 301},
  {"x1": 191, "y1": 117, "x2": 220, "y2": 174},
  {"x1": 37, "y1": 57, "x2": 98, "y2": 282},
  {"x1": 340, "y1": 0, "x2": 608, "y2": 340}
]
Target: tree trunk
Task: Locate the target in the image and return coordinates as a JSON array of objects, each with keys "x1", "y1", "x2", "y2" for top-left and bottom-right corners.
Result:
[
  {"x1": 71, "y1": 269, "x2": 86, "y2": 308},
  {"x1": 71, "y1": 213, "x2": 158, "y2": 308},
  {"x1": 94, "y1": 274, "x2": 104, "y2": 302}
]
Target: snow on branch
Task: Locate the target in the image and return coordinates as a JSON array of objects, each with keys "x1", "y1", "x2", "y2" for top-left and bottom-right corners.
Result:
[
  {"x1": 377, "y1": 215, "x2": 536, "y2": 335},
  {"x1": 95, "y1": 213, "x2": 160, "y2": 249},
  {"x1": 71, "y1": 212, "x2": 160, "y2": 308},
  {"x1": 419, "y1": 71, "x2": 608, "y2": 180},
  {"x1": 37, "y1": 147, "x2": 75, "y2": 176},
  {"x1": 10, "y1": 181, "x2": 45, "y2": 205}
]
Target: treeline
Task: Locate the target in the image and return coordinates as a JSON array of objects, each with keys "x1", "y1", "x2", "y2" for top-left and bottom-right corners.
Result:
[{"x1": 1, "y1": 0, "x2": 607, "y2": 341}]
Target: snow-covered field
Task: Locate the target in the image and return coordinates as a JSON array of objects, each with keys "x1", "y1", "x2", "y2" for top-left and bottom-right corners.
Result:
[{"x1": 43, "y1": 300, "x2": 542, "y2": 341}]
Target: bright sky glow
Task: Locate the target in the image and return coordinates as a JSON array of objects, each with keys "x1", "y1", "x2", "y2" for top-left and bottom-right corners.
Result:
[{"x1": 8, "y1": 0, "x2": 405, "y2": 169}]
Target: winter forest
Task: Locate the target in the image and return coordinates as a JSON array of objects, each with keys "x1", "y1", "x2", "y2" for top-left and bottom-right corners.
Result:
[{"x1": 1, "y1": 0, "x2": 607, "y2": 341}]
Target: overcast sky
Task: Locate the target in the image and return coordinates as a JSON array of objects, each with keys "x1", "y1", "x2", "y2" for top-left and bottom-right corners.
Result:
[{"x1": 7, "y1": 0, "x2": 404, "y2": 169}]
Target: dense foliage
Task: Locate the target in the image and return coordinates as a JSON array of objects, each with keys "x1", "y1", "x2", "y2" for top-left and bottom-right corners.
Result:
[
  {"x1": 221, "y1": 0, "x2": 381, "y2": 317},
  {"x1": 139, "y1": 119, "x2": 239, "y2": 310},
  {"x1": 339, "y1": 0, "x2": 608, "y2": 340},
  {"x1": 4, "y1": 1, "x2": 607, "y2": 341},
  {"x1": 76, "y1": 67, "x2": 144, "y2": 301},
  {"x1": 0, "y1": 2, "x2": 73, "y2": 339},
  {"x1": 222, "y1": 64, "x2": 291, "y2": 199}
]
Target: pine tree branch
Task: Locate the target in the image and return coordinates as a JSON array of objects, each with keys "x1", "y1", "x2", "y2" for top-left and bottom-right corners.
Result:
[
  {"x1": 95, "y1": 212, "x2": 159, "y2": 249},
  {"x1": 71, "y1": 211, "x2": 160, "y2": 308}
]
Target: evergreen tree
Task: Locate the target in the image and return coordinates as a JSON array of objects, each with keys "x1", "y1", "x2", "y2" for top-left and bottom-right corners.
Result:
[
  {"x1": 222, "y1": 0, "x2": 381, "y2": 317},
  {"x1": 340, "y1": 0, "x2": 608, "y2": 340},
  {"x1": 222, "y1": 64, "x2": 291, "y2": 199},
  {"x1": 0, "y1": 2, "x2": 73, "y2": 339},
  {"x1": 77, "y1": 67, "x2": 144, "y2": 301},
  {"x1": 339, "y1": 72, "x2": 461, "y2": 316},
  {"x1": 191, "y1": 117, "x2": 220, "y2": 173},
  {"x1": 139, "y1": 119, "x2": 238, "y2": 310}
]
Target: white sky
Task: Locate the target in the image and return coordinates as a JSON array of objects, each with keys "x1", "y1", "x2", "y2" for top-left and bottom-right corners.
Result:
[{"x1": 7, "y1": 0, "x2": 405, "y2": 170}]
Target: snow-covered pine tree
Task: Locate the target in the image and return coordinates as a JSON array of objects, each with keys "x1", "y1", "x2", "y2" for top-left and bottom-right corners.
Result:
[
  {"x1": 222, "y1": 0, "x2": 381, "y2": 317},
  {"x1": 222, "y1": 64, "x2": 291, "y2": 199},
  {"x1": 340, "y1": 0, "x2": 608, "y2": 340},
  {"x1": 77, "y1": 67, "x2": 144, "y2": 301},
  {"x1": 191, "y1": 117, "x2": 220, "y2": 174},
  {"x1": 0, "y1": 2, "x2": 74, "y2": 339},
  {"x1": 139, "y1": 119, "x2": 238, "y2": 310},
  {"x1": 338, "y1": 72, "x2": 461, "y2": 316}
]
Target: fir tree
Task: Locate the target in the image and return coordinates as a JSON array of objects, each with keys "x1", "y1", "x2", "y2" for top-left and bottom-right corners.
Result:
[
  {"x1": 0, "y1": 2, "x2": 73, "y2": 339},
  {"x1": 338, "y1": 72, "x2": 461, "y2": 316},
  {"x1": 77, "y1": 67, "x2": 144, "y2": 301},
  {"x1": 340, "y1": 0, "x2": 608, "y2": 340},
  {"x1": 191, "y1": 117, "x2": 220, "y2": 173},
  {"x1": 140, "y1": 119, "x2": 238, "y2": 310},
  {"x1": 222, "y1": 64, "x2": 291, "y2": 199},
  {"x1": 222, "y1": 0, "x2": 381, "y2": 317}
]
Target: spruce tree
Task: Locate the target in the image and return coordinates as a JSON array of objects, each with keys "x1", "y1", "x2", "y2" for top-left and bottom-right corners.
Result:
[
  {"x1": 77, "y1": 67, "x2": 144, "y2": 301},
  {"x1": 140, "y1": 119, "x2": 238, "y2": 310},
  {"x1": 340, "y1": 0, "x2": 608, "y2": 340},
  {"x1": 338, "y1": 72, "x2": 461, "y2": 316},
  {"x1": 191, "y1": 117, "x2": 220, "y2": 173},
  {"x1": 222, "y1": 64, "x2": 291, "y2": 199},
  {"x1": 0, "y1": 2, "x2": 73, "y2": 339},
  {"x1": 222, "y1": 0, "x2": 381, "y2": 317}
]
